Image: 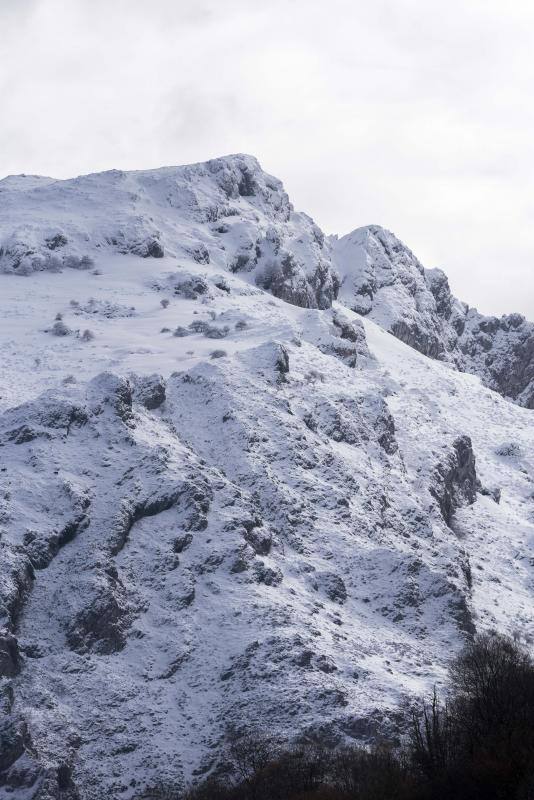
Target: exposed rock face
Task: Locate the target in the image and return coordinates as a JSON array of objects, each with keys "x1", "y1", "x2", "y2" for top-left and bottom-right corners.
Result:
[
  {"x1": 0, "y1": 632, "x2": 21, "y2": 677},
  {"x1": 65, "y1": 572, "x2": 136, "y2": 655},
  {"x1": 458, "y1": 311, "x2": 534, "y2": 408},
  {"x1": 334, "y1": 225, "x2": 534, "y2": 407},
  {"x1": 0, "y1": 716, "x2": 29, "y2": 774},
  {"x1": 430, "y1": 435, "x2": 478, "y2": 527},
  {"x1": 335, "y1": 225, "x2": 452, "y2": 359},
  {"x1": 131, "y1": 373, "x2": 166, "y2": 410}
]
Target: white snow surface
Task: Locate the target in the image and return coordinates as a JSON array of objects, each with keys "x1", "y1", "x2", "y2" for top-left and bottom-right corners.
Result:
[{"x1": 0, "y1": 157, "x2": 533, "y2": 799}]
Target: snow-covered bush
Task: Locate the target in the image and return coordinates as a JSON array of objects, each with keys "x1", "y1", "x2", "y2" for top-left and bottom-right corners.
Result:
[
  {"x1": 205, "y1": 324, "x2": 230, "y2": 339},
  {"x1": 173, "y1": 326, "x2": 190, "y2": 337},
  {"x1": 80, "y1": 255, "x2": 95, "y2": 269},
  {"x1": 210, "y1": 349, "x2": 227, "y2": 359},
  {"x1": 188, "y1": 320, "x2": 208, "y2": 334},
  {"x1": 51, "y1": 320, "x2": 71, "y2": 336},
  {"x1": 495, "y1": 441, "x2": 522, "y2": 457}
]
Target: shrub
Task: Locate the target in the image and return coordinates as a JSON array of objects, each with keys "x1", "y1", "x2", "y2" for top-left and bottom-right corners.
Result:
[
  {"x1": 160, "y1": 299, "x2": 170, "y2": 308},
  {"x1": 45, "y1": 254, "x2": 63, "y2": 272},
  {"x1": 408, "y1": 633, "x2": 534, "y2": 799},
  {"x1": 80, "y1": 255, "x2": 95, "y2": 270},
  {"x1": 64, "y1": 255, "x2": 81, "y2": 269},
  {"x1": 81, "y1": 329, "x2": 95, "y2": 342},
  {"x1": 210, "y1": 350, "x2": 227, "y2": 359},
  {"x1": 173, "y1": 326, "x2": 190, "y2": 337},
  {"x1": 180, "y1": 634, "x2": 534, "y2": 800},
  {"x1": 235, "y1": 320, "x2": 248, "y2": 330},
  {"x1": 51, "y1": 320, "x2": 71, "y2": 336},
  {"x1": 189, "y1": 320, "x2": 209, "y2": 334},
  {"x1": 205, "y1": 325, "x2": 230, "y2": 339}
]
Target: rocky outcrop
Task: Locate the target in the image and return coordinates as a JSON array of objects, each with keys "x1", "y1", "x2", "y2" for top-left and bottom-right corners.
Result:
[
  {"x1": 131, "y1": 373, "x2": 166, "y2": 410},
  {"x1": 430, "y1": 435, "x2": 478, "y2": 526},
  {"x1": 0, "y1": 632, "x2": 21, "y2": 677},
  {"x1": 65, "y1": 570, "x2": 136, "y2": 655},
  {"x1": 458, "y1": 311, "x2": 534, "y2": 408},
  {"x1": 334, "y1": 225, "x2": 454, "y2": 360},
  {"x1": 0, "y1": 155, "x2": 339, "y2": 310},
  {"x1": 333, "y1": 225, "x2": 534, "y2": 407}
]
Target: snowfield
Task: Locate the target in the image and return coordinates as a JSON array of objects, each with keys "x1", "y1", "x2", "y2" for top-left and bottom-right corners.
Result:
[{"x1": 0, "y1": 155, "x2": 533, "y2": 799}]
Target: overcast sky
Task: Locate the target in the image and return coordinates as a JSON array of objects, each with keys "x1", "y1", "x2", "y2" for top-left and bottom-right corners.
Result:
[{"x1": 1, "y1": 0, "x2": 533, "y2": 317}]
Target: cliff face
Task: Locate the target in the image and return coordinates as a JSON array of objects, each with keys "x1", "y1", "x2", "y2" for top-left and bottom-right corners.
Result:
[{"x1": 0, "y1": 156, "x2": 533, "y2": 799}]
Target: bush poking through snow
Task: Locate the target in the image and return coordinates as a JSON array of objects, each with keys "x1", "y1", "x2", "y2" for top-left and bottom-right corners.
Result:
[
  {"x1": 62, "y1": 254, "x2": 95, "y2": 270},
  {"x1": 189, "y1": 320, "x2": 209, "y2": 334},
  {"x1": 180, "y1": 634, "x2": 534, "y2": 800},
  {"x1": 160, "y1": 299, "x2": 170, "y2": 308},
  {"x1": 187, "y1": 320, "x2": 230, "y2": 338},
  {"x1": 80, "y1": 255, "x2": 95, "y2": 270},
  {"x1": 205, "y1": 324, "x2": 230, "y2": 339},
  {"x1": 235, "y1": 320, "x2": 248, "y2": 330},
  {"x1": 210, "y1": 349, "x2": 227, "y2": 359},
  {"x1": 173, "y1": 326, "x2": 190, "y2": 338},
  {"x1": 81, "y1": 329, "x2": 95, "y2": 342},
  {"x1": 51, "y1": 320, "x2": 71, "y2": 336}
]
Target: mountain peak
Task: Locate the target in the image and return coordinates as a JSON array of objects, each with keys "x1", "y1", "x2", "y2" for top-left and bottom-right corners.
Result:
[{"x1": 1, "y1": 154, "x2": 534, "y2": 797}]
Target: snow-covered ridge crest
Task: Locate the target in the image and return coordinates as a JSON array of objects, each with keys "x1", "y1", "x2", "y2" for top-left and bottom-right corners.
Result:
[
  {"x1": 2, "y1": 155, "x2": 533, "y2": 407},
  {"x1": 334, "y1": 224, "x2": 534, "y2": 408},
  {"x1": 0, "y1": 154, "x2": 338, "y2": 310}
]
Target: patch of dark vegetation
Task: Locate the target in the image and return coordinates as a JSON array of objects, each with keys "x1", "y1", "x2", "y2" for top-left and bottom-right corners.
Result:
[{"x1": 146, "y1": 633, "x2": 534, "y2": 800}]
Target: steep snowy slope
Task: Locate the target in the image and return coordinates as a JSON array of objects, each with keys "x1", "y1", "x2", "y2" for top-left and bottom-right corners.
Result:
[
  {"x1": 0, "y1": 157, "x2": 533, "y2": 799},
  {"x1": 334, "y1": 225, "x2": 534, "y2": 407}
]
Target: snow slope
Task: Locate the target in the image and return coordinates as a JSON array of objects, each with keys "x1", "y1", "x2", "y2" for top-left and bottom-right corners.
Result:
[{"x1": 0, "y1": 157, "x2": 533, "y2": 799}]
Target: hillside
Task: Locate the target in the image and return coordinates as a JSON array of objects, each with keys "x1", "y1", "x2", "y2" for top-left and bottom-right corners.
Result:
[{"x1": 0, "y1": 156, "x2": 533, "y2": 800}]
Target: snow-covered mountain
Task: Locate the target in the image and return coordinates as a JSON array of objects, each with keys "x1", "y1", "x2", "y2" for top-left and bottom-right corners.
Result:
[{"x1": 0, "y1": 156, "x2": 533, "y2": 799}]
